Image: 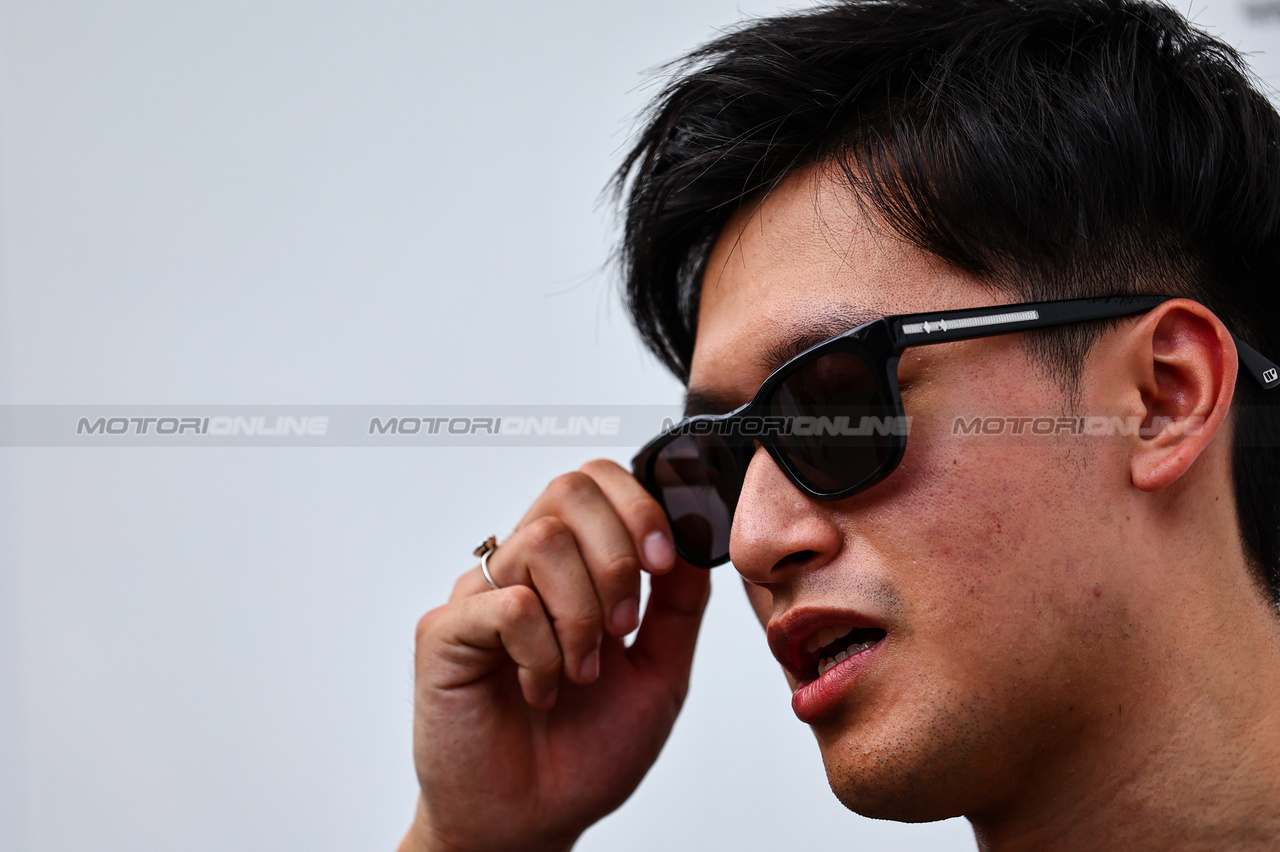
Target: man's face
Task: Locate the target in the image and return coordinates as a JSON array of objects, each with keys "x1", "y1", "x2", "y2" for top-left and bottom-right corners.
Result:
[{"x1": 688, "y1": 166, "x2": 1140, "y2": 821}]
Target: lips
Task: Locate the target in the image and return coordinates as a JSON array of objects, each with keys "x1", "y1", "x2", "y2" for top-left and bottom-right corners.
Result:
[{"x1": 768, "y1": 607, "x2": 888, "y2": 722}]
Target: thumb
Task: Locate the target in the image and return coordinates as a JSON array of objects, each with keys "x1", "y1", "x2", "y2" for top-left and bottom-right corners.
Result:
[{"x1": 627, "y1": 561, "x2": 711, "y2": 694}]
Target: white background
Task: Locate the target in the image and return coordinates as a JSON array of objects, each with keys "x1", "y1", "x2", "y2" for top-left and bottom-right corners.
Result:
[{"x1": 2, "y1": 2, "x2": 1277, "y2": 850}]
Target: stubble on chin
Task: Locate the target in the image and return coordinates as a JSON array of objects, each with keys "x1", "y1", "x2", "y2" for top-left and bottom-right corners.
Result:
[{"x1": 815, "y1": 683, "x2": 1014, "y2": 823}]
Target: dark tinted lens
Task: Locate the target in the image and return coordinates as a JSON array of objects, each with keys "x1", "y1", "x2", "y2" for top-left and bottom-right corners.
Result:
[
  {"x1": 651, "y1": 433, "x2": 743, "y2": 565},
  {"x1": 771, "y1": 349, "x2": 897, "y2": 493}
]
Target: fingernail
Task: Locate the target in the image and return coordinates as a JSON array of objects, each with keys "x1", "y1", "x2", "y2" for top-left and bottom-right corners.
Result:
[
  {"x1": 644, "y1": 531, "x2": 675, "y2": 572},
  {"x1": 611, "y1": 597, "x2": 640, "y2": 634},
  {"x1": 579, "y1": 648, "x2": 600, "y2": 682}
]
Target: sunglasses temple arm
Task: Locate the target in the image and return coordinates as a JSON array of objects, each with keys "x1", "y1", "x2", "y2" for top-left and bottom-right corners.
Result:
[
  {"x1": 1234, "y1": 335, "x2": 1280, "y2": 390},
  {"x1": 891, "y1": 296, "x2": 1280, "y2": 391},
  {"x1": 890, "y1": 296, "x2": 1166, "y2": 347}
]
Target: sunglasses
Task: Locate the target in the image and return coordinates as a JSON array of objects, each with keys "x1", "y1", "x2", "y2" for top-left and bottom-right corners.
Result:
[{"x1": 632, "y1": 296, "x2": 1280, "y2": 568}]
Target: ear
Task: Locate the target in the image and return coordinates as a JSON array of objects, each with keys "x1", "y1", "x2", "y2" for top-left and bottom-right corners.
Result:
[{"x1": 1124, "y1": 299, "x2": 1238, "y2": 493}]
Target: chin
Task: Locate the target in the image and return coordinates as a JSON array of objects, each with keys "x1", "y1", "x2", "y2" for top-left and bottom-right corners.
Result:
[
  {"x1": 811, "y1": 704, "x2": 992, "y2": 823},
  {"x1": 822, "y1": 757, "x2": 966, "y2": 822}
]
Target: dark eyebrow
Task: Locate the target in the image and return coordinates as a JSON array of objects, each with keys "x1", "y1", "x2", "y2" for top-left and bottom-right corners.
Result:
[
  {"x1": 757, "y1": 307, "x2": 882, "y2": 375},
  {"x1": 683, "y1": 387, "x2": 742, "y2": 417},
  {"x1": 683, "y1": 305, "x2": 883, "y2": 417}
]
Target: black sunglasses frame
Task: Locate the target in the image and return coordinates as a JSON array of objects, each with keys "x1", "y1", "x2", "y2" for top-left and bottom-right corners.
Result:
[{"x1": 632, "y1": 295, "x2": 1280, "y2": 568}]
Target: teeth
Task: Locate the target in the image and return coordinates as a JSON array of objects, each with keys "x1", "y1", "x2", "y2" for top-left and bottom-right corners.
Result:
[
  {"x1": 805, "y1": 624, "x2": 854, "y2": 655},
  {"x1": 816, "y1": 640, "x2": 874, "y2": 677}
]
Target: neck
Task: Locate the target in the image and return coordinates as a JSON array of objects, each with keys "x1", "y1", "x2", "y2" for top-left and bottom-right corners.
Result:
[{"x1": 970, "y1": 535, "x2": 1280, "y2": 850}]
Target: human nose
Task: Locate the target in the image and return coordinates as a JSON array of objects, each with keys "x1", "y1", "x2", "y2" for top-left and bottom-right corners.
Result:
[{"x1": 729, "y1": 444, "x2": 843, "y2": 584}]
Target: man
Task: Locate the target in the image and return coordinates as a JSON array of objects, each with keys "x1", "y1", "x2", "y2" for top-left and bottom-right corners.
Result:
[{"x1": 401, "y1": 1, "x2": 1280, "y2": 849}]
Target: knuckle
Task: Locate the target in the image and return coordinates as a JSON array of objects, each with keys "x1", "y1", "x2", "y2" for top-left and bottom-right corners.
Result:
[
  {"x1": 599, "y1": 550, "x2": 641, "y2": 582},
  {"x1": 545, "y1": 470, "x2": 599, "y2": 506},
  {"x1": 626, "y1": 494, "x2": 668, "y2": 531},
  {"x1": 556, "y1": 609, "x2": 603, "y2": 636},
  {"x1": 414, "y1": 605, "x2": 446, "y2": 645},
  {"x1": 499, "y1": 584, "x2": 543, "y2": 623},
  {"x1": 523, "y1": 515, "x2": 573, "y2": 554},
  {"x1": 579, "y1": 458, "x2": 622, "y2": 478},
  {"x1": 530, "y1": 651, "x2": 563, "y2": 680}
]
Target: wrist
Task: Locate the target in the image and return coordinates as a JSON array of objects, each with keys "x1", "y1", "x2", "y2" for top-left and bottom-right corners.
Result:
[
  {"x1": 398, "y1": 795, "x2": 449, "y2": 852},
  {"x1": 398, "y1": 795, "x2": 579, "y2": 852}
]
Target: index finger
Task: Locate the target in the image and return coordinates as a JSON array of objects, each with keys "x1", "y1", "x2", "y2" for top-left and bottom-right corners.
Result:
[{"x1": 577, "y1": 459, "x2": 677, "y2": 576}]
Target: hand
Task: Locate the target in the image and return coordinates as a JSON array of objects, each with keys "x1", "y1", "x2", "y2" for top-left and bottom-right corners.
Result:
[{"x1": 400, "y1": 459, "x2": 712, "y2": 852}]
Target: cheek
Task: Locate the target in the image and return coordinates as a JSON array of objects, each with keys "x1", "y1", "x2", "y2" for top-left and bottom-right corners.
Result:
[{"x1": 859, "y1": 418, "x2": 1117, "y2": 678}]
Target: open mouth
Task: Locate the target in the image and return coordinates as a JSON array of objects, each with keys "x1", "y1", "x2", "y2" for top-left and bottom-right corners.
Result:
[
  {"x1": 805, "y1": 625, "x2": 886, "y2": 682},
  {"x1": 771, "y1": 612, "x2": 891, "y2": 721}
]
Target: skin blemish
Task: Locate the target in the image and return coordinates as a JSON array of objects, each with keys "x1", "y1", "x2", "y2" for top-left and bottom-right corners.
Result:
[{"x1": 1093, "y1": 583, "x2": 1103, "y2": 598}]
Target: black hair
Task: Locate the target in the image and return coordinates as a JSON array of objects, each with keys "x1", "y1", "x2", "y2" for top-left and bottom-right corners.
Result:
[{"x1": 613, "y1": 0, "x2": 1280, "y2": 602}]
